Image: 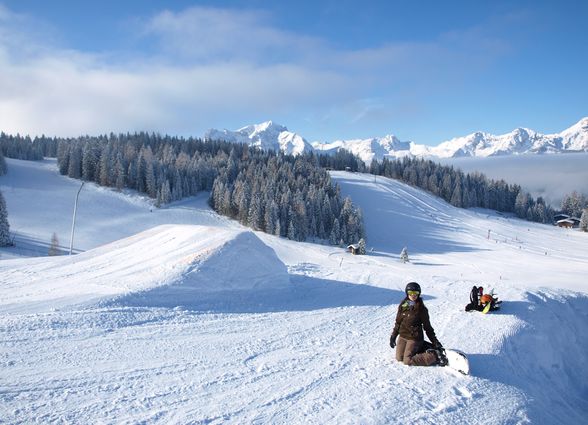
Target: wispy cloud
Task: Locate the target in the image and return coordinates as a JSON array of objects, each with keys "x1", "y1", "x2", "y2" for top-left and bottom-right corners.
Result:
[
  {"x1": 0, "y1": 4, "x2": 520, "y2": 140},
  {"x1": 141, "y1": 6, "x2": 324, "y2": 65}
]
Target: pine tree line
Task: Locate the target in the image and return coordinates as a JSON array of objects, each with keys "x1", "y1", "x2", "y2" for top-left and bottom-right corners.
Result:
[
  {"x1": 2, "y1": 130, "x2": 583, "y2": 230},
  {"x1": 56, "y1": 133, "x2": 224, "y2": 205},
  {"x1": 210, "y1": 152, "x2": 364, "y2": 243},
  {"x1": 317, "y1": 148, "x2": 367, "y2": 172},
  {"x1": 369, "y1": 157, "x2": 556, "y2": 224},
  {"x1": 0, "y1": 132, "x2": 57, "y2": 160},
  {"x1": 51, "y1": 133, "x2": 364, "y2": 245}
]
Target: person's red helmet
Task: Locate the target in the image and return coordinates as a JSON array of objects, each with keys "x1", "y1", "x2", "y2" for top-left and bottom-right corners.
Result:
[{"x1": 480, "y1": 294, "x2": 493, "y2": 304}]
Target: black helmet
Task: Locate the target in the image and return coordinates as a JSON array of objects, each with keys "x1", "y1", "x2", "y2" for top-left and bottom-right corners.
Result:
[{"x1": 405, "y1": 281, "x2": 421, "y2": 295}]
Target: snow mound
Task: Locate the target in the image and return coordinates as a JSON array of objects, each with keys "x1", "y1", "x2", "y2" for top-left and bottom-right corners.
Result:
[
  {"x1": 114, "y1": 230, "x2": 291, "y2": 310},
  {"x1": 0, "y1": 225, "x2": 290, "y2": 313}
]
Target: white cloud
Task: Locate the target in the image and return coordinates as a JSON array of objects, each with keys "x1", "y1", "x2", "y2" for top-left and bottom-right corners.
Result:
[
  {"x1": 0, "y1": 5, "x2": 360, "y2": 137},
  {"x1": 0, "y1": 4, "x2": 520, "y2": 140},
  {"x1": 141, "y1": 6, "x2": 323, "y2": 65},
  {"x1": 0, "y1": 51, "x2": 351, "y2": 136}
]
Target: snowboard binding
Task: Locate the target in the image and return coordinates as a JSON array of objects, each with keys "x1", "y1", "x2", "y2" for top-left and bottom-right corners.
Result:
[{"x1": 426, "y1": 347, "x2": 448, "y2": 366}]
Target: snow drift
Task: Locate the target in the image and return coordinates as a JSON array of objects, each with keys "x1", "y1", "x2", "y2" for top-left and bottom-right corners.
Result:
[{"x1": 0, "y1": 225, "x2": 290, "y2": 314}]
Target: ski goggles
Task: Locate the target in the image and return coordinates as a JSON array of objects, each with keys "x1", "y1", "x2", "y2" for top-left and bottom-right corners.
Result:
[{"x1": 407, "y1": 290, "x2": 420, "y2": 296}]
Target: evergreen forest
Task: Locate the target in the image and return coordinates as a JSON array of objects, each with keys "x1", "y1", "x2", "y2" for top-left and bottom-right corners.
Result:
[
  {"x1": 1, "y1": 132, "x2": 364, "y2": 245},
  {"x1": 1, "y1": 131, "x2": 587, "y2": 242}
]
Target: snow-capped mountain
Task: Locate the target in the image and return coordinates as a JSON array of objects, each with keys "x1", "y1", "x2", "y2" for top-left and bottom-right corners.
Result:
[
  {"x1": 204, "y1": 121, "x2": 314, "y2": 156},
  {"x1": 430, "y1": 118, "x2": 588, "y2": 158},
  {"x1": 558, "y1": 116, "x2": 588, "y2": 151},
  {"x1": 312, "y1": 135, "x2": 423, "y2": 164},
  {"x1": 206, "y1": 118, "x2": 588, "y2": 162}
]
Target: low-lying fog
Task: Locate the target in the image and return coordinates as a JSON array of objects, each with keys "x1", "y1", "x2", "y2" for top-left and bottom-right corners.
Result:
[{"x1": 438, "y1": 153, "x2": 588, "y2": 208}]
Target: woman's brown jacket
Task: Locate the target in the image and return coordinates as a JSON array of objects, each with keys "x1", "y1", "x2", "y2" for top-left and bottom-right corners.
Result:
[{"x1": 390, "y1": 297, "x2": 439, "y2": 345}]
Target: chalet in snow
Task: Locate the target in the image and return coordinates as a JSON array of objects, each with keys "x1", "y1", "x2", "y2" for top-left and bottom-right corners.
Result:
[{"x1": 347, "y1": 244, "x2": 360, "y2": 255}]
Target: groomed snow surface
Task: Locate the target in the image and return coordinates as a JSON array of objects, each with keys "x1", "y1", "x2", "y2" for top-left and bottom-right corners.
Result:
[{"x1": 1, "y1": 158, "x2": 587, "y2": 424}]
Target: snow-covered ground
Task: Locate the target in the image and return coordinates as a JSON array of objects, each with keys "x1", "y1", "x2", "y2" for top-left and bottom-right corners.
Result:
[{"x1": 1, "y1": 158, "x2": 587, "y2": 424}]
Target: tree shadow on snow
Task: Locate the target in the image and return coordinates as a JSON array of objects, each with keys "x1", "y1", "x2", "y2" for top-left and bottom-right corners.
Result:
[
  {"x1": 111, "y1": 274, "x2": 406, "y2": 314},
  {"x1": 0, "y1": 232, "x2": 76, "y2": 258}
]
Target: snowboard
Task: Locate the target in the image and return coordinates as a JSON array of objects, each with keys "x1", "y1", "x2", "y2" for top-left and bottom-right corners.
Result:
[
  {"x1": 420, "y1": 342, "x2": 470, "y2": 375},
  {"x1": 442, "y1": 348, "x2": 470, "y2": 375}
]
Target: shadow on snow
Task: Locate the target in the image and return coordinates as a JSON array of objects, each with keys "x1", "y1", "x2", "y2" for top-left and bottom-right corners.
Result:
[
  {"x1": 0, "y1": 232, "x2": 77, "y2": 258},
  {"x1": 109, "y1": 274, "x2": 405, "y2": 314},
  {"x1": 468, "y1": 294, "x2": 588, "y2": 424}
]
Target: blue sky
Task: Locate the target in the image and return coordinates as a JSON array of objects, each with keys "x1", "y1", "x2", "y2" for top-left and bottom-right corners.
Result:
[{"x1": 0, "y1": 0, "x2": 586, "y2": 145}]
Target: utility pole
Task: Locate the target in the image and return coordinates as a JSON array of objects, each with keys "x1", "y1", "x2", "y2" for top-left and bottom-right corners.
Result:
[{"x1": 69, "y1": 182, "x2": 85, "y2": 255}]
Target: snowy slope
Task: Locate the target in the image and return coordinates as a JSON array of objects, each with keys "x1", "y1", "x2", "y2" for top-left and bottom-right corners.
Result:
[
  {"x1": 1, "y1": 159, "x2": 588, "y2": 424},
  {"x1": 0, "y1": 225, "x2": 290, "y2": 314}
]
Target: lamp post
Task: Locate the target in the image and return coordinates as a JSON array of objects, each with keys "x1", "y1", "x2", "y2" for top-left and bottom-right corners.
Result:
[{"x1": 69, "y1": 182, "x2": 84, "y2": 255}]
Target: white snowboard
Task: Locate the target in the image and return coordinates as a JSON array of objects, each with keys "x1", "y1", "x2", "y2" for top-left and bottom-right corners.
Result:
[{"x1": 444, "y1": 349, "x2": 470, "y2": 375}]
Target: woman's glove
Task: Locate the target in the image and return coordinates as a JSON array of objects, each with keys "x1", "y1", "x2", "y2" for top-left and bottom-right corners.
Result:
[{"x1": 389, "y1": 334, "x2": 397, "y2": 348}]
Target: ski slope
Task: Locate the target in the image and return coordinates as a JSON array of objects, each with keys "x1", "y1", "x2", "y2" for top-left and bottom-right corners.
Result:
[{"x1": 1, "y1": 159, "x2": 587, "y2": 424}]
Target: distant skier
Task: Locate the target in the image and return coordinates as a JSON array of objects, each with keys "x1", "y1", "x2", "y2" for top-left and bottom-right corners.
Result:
[{"x1": 389, "y1": 282, "x2": 445, "y2": 366}]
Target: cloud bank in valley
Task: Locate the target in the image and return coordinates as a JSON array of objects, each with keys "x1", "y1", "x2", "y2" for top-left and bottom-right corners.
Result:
[{"x1": 441, "y1": 153, "x2": 588, "y2": 208}]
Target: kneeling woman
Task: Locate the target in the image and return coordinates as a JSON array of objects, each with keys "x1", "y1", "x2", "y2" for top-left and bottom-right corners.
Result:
[{"x1": 389, "y1": 282, "x2": 443, "y2": 366}]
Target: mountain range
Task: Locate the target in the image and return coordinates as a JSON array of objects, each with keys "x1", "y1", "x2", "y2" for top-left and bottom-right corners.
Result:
[{"x1": 204, "y1": 117, "x2": 588, "y2": 163}]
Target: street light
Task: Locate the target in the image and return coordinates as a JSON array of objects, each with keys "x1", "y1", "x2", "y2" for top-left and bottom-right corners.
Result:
[{"x1": 69, "y1": 182, "x2": 84, "y2": 255}]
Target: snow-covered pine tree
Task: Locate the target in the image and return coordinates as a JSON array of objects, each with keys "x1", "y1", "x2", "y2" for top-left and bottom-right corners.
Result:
[
  {"x1": 0, "y1": 190, "x2": 11, "y2": 246},
  {"x1": 358, "y1": 238, "x2": 366, "y2": 255},
  {"x1": 57, "y1": 141, "x2": 70, "y2": 175},
  {"x1": 330, "y1": 218, "x2": 340, "y2": 245},
  {"x1": 48, "y1": 232, "x2": 60, "y2": 256},
  {"x1": 264, "y1": 200, "x2": 279, "y2": 236},
  {"x1": 247, "y1": 195, "x2": 263, "y2": 231},
  {"x1": 159, "y1": 180, "x2": 171, "y2": 206},
  {"x1": 82, "y1": 141, "x2": 98, "y2": 181},
  {"x1": 515, "y1": 191, "x2": 530, "y2": 219},
  {"x1": 581, "y1": 209, "x2": 588, "y2": 232},
  {"x1": 67, "y1": 143, "x2": 82, "y2": 179},
  {"x1": 400, "y1": 247, "x2": 409, "y2": 263},
  {"x1": 0, "y1": 149, "x2": 6, "y2": 175},
  {"x1": 114, "y1": 153, "x2": 126, "y2": 191},
  {"x1": 287, "y1": 213, "x2": 296, "y2": 241},
  {"x1": 99, "y1": 143, "x2": 112, "y2": 187},
  {"x1": 450, "y1": 174, "x2": 463, "y2": 207},
  {"x1": 145, "y1": 161, "x2": 157, "y2": 198}
]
